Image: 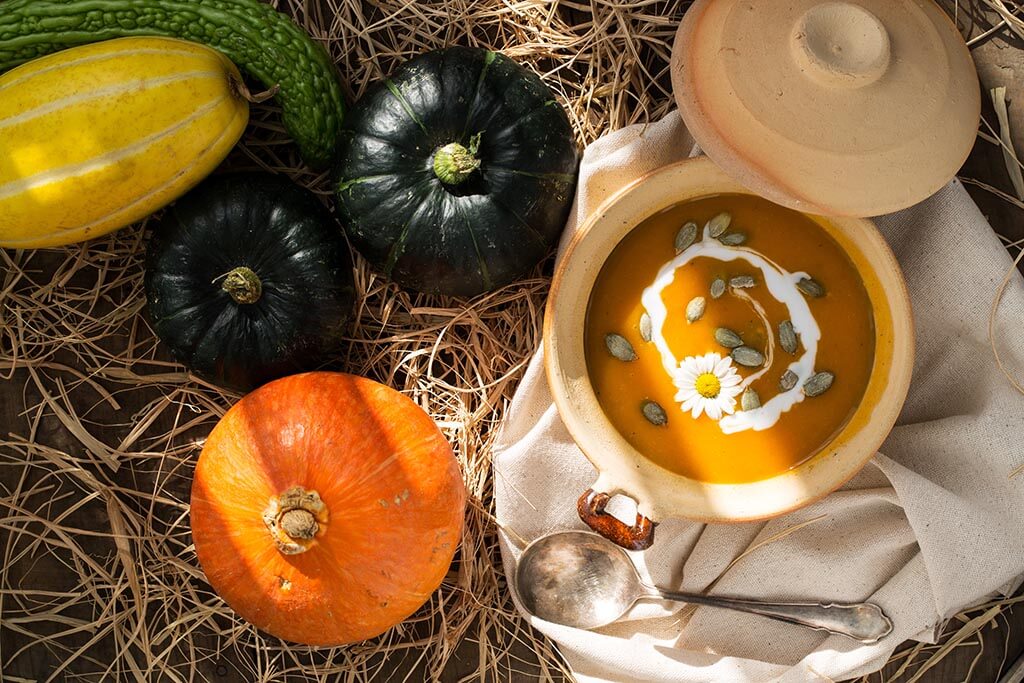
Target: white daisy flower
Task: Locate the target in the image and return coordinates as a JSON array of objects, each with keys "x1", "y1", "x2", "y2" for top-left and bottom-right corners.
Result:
[{"x1": 672, "y1": 352, "x2": 743, "y2": 421}]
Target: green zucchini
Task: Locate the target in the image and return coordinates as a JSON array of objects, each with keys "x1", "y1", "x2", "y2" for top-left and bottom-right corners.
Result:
[{"x1": 0, "y1": 0, "x2": 345, "y2": 168}]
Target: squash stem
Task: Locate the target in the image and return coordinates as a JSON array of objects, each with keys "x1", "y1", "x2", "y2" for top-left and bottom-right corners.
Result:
[
  {"x1": 228, "y1": 74, "x2": 281, "y2": 104},
  {"x1": 433, "y1": 132, "x2": 483, "y2": 185},
  {"x1": 279, "y1": 509, "x2": 318, "y2": 540},
  {"x1": 263, "y1": 487, "x2": 329, "y2": 556},
  {"x1": 221, "y1": 266, "x2": 263, "y2": 304}
]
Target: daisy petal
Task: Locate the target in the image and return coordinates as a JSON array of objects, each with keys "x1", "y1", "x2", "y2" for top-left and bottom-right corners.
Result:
[
  {"x1": 677, "y1": 370, "x2": 698, "y2": 385},
  {"x1": 679, "y1": 388, "x2": 699, "y2": 401},
  {"x1": 690, "y1": 400, "x2": 705, "y2": 419},
  {"x1": 677, "y1": 359, "x2": 698, "y2": 374},
  {"x1": 706, "y1": 402, "x2": 722, "y2": 421}
]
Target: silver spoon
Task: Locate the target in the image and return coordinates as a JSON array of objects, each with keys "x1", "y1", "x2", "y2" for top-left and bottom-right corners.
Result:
[{"x1": 515, "y1": 530, "x2": 893, "y2": 644}]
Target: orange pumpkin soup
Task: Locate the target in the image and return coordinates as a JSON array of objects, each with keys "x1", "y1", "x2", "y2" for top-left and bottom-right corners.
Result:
[{"x1": 585, "y1": 194, "x2": 875, "y2": 484}]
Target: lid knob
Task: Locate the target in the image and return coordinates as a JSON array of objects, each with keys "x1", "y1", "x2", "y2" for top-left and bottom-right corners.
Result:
[{"x1": 792, "y1": 2, "x2": 891, "y2": 88}]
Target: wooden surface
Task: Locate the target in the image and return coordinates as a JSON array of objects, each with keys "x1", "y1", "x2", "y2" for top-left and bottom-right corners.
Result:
[{"x1": 3, "y1": 8, "x2": 1024, "y2": 682}]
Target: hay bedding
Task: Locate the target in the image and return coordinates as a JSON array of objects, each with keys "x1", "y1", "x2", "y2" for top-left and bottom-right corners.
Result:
[{"x1": 0, "y1": 0, "x2": 1019, "y2": 681}]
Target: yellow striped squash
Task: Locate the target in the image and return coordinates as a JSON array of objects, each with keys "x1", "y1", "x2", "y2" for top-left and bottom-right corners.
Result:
[{"x1": 0, "y1": 37, "x2": 248, "y2": 248}]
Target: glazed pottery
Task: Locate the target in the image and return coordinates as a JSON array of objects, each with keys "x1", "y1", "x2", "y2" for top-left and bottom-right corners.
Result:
[
  {"x1": 544, "y1": 157, "x2": 914, "y2": 548},
  {"x1": 671, "y1": 0, "x2": 980, "y2": 217}
]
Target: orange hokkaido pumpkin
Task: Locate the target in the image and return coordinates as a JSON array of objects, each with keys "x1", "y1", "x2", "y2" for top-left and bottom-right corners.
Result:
[{"x1": 190, "y1": 372, "x2": 466, "y2": 645}]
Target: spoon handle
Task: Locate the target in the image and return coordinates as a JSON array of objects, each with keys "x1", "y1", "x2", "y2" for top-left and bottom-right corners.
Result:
[{"x1": 653, "y1": 589, "x2": 893, "y2": 644}]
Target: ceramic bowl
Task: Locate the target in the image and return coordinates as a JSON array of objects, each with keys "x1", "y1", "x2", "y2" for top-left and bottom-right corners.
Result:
[{"x1": 544, "y1": 156, "x2": 913, "y2": 549}]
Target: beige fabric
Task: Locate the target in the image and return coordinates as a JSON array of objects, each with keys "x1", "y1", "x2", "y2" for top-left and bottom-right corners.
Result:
[{"x1": 493, "y1": 112, "x2": 1024, "y2": 683}]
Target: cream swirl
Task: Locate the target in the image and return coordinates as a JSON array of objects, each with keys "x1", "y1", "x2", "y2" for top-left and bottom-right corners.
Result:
[{"x1": 640, "y1": 226, "x2": 822, "y2": 434}]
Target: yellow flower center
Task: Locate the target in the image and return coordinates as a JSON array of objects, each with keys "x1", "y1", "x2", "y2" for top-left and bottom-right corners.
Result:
[{"x1": 695, "y1": 372, "x2": 721, "y2": 399}]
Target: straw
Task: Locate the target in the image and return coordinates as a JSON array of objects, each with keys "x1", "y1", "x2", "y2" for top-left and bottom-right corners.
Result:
[{"x1": 0, "y1": 0, "x2": 1020, "y2": 680}]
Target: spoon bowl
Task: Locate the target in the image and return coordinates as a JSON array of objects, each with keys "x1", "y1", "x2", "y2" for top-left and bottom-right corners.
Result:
[
  {"x1": 515, "y1": 530, "x2": 640, "y2": 629},
  {"x1": 515, "y1": 530, "x2": 894, "y2": 643}
]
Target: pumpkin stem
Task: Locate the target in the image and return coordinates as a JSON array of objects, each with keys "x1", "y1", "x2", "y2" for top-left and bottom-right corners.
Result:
[
  {"x1": 433, "y1": 132, "x2": 483, "y2": 185},
  {"x1": 221, "y1": 266, "x2": 263, "y2": 305},
  {"x1": 263, "y1": 486, "x2": 329, "y2": 555},
  {"x1": 279, "y1": 509, "x2": 318, "y2": 540}
]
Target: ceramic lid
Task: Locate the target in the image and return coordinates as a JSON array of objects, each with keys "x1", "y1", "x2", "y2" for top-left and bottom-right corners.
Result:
[{"x1": 671, "y1": 0, "x2": 980, "y2": 217}]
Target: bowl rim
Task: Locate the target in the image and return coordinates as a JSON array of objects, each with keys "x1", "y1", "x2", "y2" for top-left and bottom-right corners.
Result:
[{"x1": 543, "y1": 156, "x2": 915, "y2": 523}]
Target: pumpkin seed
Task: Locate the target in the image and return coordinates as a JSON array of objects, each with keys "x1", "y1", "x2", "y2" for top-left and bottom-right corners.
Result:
[
  {"x1": 741, "y1": 388, "x2": 761, "y2": 411},
  {"x1": 605, "y1": 333, "x2": 637, "y2": 361},
  {"x1": 778, "y1": 320, "x2": 798, "y2": 354},
  {"x1": 714, "y1": 327, "x2": 743, "y2": 348},
  {"x1": 639, "y1": 312, "x2": 652, "y2": 342},
  {"x1": 710, "y1": 278, "x2": 726, "y2": 299},
  {"x1": 731, "y1": 345, "x2": 765, "y2": 367},
  {"x1": 675, "y1": 222, "x2": 698, "y2": 252},
  {"x1": 730, "y1": 275, "x2": 756, "y2": 289},
  {"x1": 803, "y1": 371, "x2": 835, "y2": 397},
  {"x1": 718, "y1": 232, "x2": 746, "y2": 246},
  {"x1": 797, "y1": 277, "x2": 825, "y2": 298},
  {"x1": 641, "y1": 400, "x2": 668, "y2": 426},
  {"x1": 707, "y1": 212, "x2": 731, "y2": 238},
  {"x1": 686, "y1": 296, "x2": 706, "y2": 323},
  {"x1": 779, "y1": 369, "x2": 799, "y2": 391}
]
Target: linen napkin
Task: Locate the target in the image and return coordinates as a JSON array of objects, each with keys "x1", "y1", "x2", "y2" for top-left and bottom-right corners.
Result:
[{"x1": 492, "y1": 112, "x2": 1024, "y2": 683}]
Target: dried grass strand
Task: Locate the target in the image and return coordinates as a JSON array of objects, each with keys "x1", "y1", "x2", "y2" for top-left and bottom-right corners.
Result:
[{"x1": 0, "y1": 0, "x2": 1021, "y2": 681}]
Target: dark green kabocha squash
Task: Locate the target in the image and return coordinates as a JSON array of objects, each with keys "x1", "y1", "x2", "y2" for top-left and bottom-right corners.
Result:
[
  {"x1": 334, "y1": 46, "x2": 579, "y2": 297},
  {"x1": 145, "y1": 173, "x2": 355, "y2": 391}
]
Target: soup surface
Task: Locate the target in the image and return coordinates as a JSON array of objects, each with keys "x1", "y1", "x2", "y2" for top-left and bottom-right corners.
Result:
[{"x1": 585, "y1": 194, "x2": 875, "y2": 484}]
